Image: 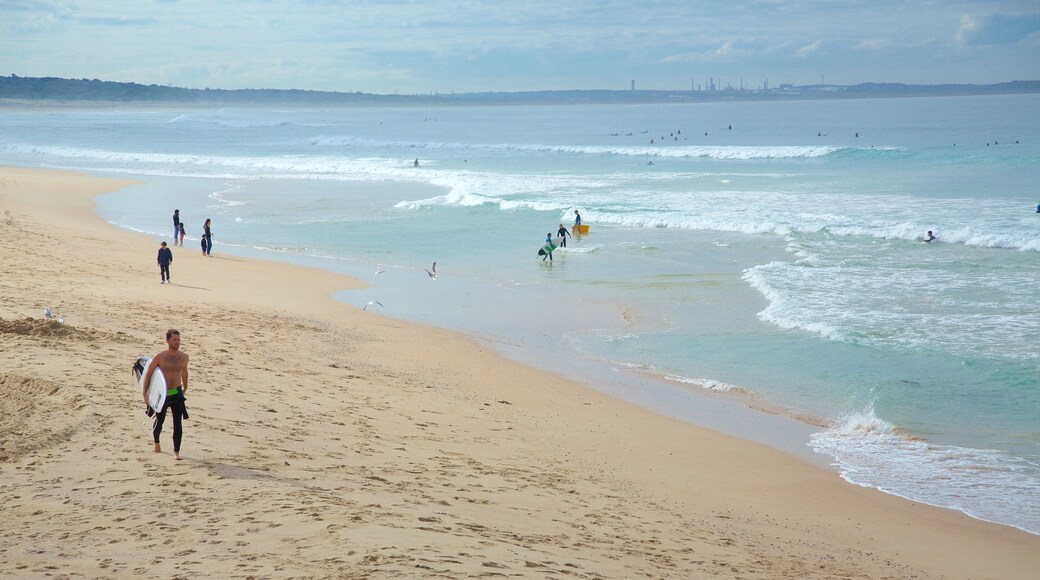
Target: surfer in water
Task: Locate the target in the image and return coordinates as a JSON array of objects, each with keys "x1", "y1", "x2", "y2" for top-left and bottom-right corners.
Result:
[
  {"x1": 539, "y1": 234, "x2": 554, "y2": 262},
  {"x1": 924, "y1": 230, "x2": 936, "y2": 243},
  {"x1": 557, "y1": 223, "x2": 571, "y2": 248},
  {"x1": 142, "y1": 329, "x2": 190, "y2": 460}
]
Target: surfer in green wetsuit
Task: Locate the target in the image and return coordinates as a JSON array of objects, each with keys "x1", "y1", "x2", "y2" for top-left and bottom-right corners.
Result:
[{"x1": 142, "y1": 329, "x2": 190, "y2": 460}]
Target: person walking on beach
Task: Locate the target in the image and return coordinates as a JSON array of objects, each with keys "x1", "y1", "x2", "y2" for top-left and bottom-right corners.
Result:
[
  {"x1": 157, "y1": 241, "x2": 173, "y2": 284},
  {"x1": 172, "y1": 209, "x2": 181, "y2": 244},
  {"x1": 142, "y1": 329, "x2": 190, "y2": 460},
  {"x1": 556, "y1": 223, "x2": 571, "y2": 248},
  {"x1": 202, "y1": 218, "x2": 213, "y2": 256}
]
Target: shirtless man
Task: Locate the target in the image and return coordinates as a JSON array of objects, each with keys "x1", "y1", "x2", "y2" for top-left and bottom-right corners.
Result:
[{"x1": 143, "y1": 329, "x2": 190, "y2": 460}]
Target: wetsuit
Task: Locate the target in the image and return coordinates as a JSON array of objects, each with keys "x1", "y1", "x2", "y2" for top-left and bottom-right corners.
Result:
[
  {"x1": 153, "y1": 386, "x2": 187, "y2": 453},
  {"x1": 557, "y1": 226, "x2": 570, "y2": 247}
]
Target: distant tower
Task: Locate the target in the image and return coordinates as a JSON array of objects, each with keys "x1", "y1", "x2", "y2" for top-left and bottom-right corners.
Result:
[{"x1": 631, "y1": 80, "x2": 635, "y2": 91}]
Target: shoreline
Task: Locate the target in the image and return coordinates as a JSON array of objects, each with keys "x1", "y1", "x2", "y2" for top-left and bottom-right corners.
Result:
[{"x1": 2, "y1": 164, "x2": 1039, "y2": 577}]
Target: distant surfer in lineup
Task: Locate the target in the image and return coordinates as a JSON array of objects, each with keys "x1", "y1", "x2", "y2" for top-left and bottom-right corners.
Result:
[
  {"x1": 556, "y1": 223, "x2": 570, "y2": 248},
  {"x1": 923, "y1": 230, "x2": 936, "y2": 243},
  {"x1": 414, "y1": 158, "x2": 419, "y2": 167},
  {"x1": 142, "y1": 329, "x2": 190, "y2": 460}
]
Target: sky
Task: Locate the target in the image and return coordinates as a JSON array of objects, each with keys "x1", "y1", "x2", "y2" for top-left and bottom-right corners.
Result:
[{"x1": 1, "y1": 0, "x2": 1039, "y2": 94}]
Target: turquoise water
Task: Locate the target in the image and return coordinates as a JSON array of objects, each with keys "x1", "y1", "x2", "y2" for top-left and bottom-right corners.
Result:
[{"x1": 2, "y1": 95, "x2": 1038, "y2": 533}]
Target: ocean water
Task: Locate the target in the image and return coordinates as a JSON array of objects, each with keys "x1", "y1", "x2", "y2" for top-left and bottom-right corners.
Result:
[{"x1": 1, "y1": 95, "x2": 1038, "y2": 534}]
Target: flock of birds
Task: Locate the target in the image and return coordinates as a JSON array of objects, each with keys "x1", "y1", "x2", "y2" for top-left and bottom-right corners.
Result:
[{"x1": 363, "y1": 261, "x2": 436, "y2": 312}]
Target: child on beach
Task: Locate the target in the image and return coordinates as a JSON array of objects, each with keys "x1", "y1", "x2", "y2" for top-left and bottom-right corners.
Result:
[
  {"x1": 157, "y1": 241, "x2": 173, "y2": 284},
  {"x1": 178, "y1": 223, "x2": 186, "y2": 246}
]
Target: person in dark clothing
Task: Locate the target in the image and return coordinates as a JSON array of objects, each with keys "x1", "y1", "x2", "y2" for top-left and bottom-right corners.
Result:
[
  {"x1": 556, "y1": 223, "x2": 571, "y2": 248},
  {"x1": 202, "y1": 218, "x2": 213, "y2": 256},
  {"x1": 172, "y1": 210, "x2": 181, "y2": 244},
  {"x1": 157, "y1": 241, "x2": 173, "y2": 284}
]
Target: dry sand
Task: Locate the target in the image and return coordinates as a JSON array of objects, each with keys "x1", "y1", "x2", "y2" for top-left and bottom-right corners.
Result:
[{"x1": 1, "y1": 165, "x2": 1038, "y2": 578}]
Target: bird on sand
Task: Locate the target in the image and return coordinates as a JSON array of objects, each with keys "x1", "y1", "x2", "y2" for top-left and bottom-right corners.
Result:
[
  {"x1": 425, "y1": 262, "x2": 437, "y2": 279},
  {"x1": 44, "y1": 307, "x2": 52, "y2": 319},
  {"x1": 363, "y1": 300, "x2": 384, "y2": 311}
]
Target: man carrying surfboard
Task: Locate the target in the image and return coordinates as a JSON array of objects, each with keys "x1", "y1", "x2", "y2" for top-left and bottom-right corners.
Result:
[{"x1": 142, "y1": 329, "x2": 190, "y2": 460}]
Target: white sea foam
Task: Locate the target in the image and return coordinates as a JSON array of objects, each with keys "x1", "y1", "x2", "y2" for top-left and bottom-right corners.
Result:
[
  {"x1": 664, "y1": 375, "x2": 740, "y2": 392},
  {"x1": 307, "y1": 136, "x2": 845, "y2": 160},
  {"x1": 742, "y1": 259, "x2": 1040, "y2": 365},
  {"x1": 167, "y1": 111, "x2": 290, "y2": 129},
  {"x1": 811, "y1": 405, "x2": 1040, "y2": 535}
]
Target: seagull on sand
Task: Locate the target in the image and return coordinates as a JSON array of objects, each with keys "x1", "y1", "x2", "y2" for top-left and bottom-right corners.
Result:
[
  {"x1": 424, "y1": 261, "x2": 437, "y2": 279},
  {"x1": 363, "y1": 300, "x2": 384, "y2": 311},
  {"x1": 44, "y1": 307, "x2": 52, "y2": 319},
  {"x1": 58, "y1": 315, "x2": 65, "y2": 324}
]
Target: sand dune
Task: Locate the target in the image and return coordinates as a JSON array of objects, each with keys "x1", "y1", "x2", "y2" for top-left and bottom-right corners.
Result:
[{"x1": 1, "y1": 165, "x2": 1037, "y2": 578}]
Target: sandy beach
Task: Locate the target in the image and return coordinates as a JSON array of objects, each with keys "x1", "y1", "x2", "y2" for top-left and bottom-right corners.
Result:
[{"x1": 1, "y1": 165, "x2": 1038, "y2": 578}]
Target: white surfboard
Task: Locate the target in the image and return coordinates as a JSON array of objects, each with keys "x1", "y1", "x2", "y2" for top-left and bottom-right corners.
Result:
[{"x1": 133, "y1": 356, "x2": 166, "y2": 413}]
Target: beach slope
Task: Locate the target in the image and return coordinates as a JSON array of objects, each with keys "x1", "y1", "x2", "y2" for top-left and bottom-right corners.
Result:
[{"x1": 1, "y1": 166, "x2": 1037, "y2": 578}]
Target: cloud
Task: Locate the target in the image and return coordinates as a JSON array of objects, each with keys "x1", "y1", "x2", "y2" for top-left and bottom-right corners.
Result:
[
  {"x1": 661, "y1": 40, "x2": 757, "y2": 63},
  {"x1": 796, "y1": 40, "x2": 822, "y2": 57},
  {"x1": 855, "y1": 37, "x2": 893, "y2": 50},
  {"x1": 1, "y1": 1, "x2": 1039, "y2": 92},
  {"x1": 957, "y1": 13, "x2": 1040, "y2": 46}
]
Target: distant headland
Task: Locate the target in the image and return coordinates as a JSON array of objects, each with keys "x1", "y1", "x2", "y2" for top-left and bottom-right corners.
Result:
[{"x1": 2, "y1": 74, "x2": 1038, "y2": 106}]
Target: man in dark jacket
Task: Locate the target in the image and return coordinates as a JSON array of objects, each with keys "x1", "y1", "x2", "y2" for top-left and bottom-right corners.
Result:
[{"x1": 158, "y1": 241, "x2": 173, "y2": 284}]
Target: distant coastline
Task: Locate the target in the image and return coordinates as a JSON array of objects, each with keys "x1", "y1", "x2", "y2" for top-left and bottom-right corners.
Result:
[{"x1": 2, "y1": 74, "x2": 1039, "y2": 107}]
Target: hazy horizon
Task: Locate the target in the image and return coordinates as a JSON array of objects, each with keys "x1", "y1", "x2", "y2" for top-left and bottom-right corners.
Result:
[{"x1": 2, "y1": 1, "x2": 1038, "y2": 95}]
